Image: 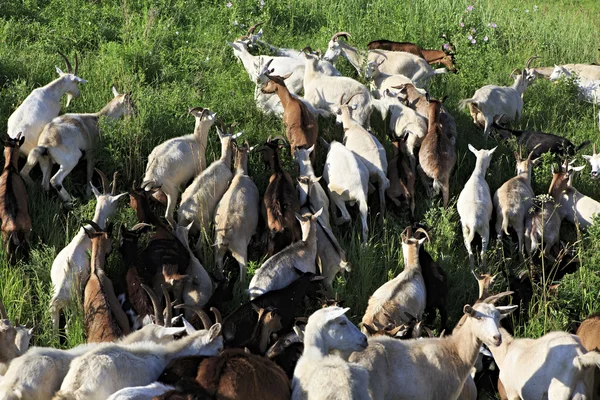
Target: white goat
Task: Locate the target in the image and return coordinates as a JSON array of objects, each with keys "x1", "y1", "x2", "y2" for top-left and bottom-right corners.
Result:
[
  {"x1": 214, "y1": 142, "x2": 259, "y2": 282},
  {"x1": 0, "y1": 299, "x2": 33, "y2": 376},
  {"x1": 49, "y1": 170, "x2": 126, "y2": 332},
  {"x1": 248, "y1": 209, "x2": 322, "y2": 300},
  {"x1": 20, "y1": 86, "x2": 133, "y2": 204},
  {"x1": 457, "y1": 145, "x2": 496, "y2": 270},
  {"x1": 366, "y1": 58, "x2": 416, "y2": 96},
  {"x1": 55, "y1": 324, "x2": 222, "y2": 400},
  {"x1": 323, "y1": 140, "x2": 370, "y2": 244},
  {"x1": 459, "y1": 56, "x2": 540, "y2": 138},
  {"x1": 7, "y1": 52, "x2": 87, "y2": 157},
  {"x1": 524, "y1": 195, "x2": 562, "y2": 261},
  {"x1": 292, "y1": 307, "x2": 370, "y2": 400},
  {"x1": 583, "y1": 143, "x2": 600, "y2": 179},
  {"x1": 549, "y1": 65, "x2": 600, "y2": 104},
  {"x1": 489, "y1": 328, "x2": 600, "y2": 399},
  {"x1": 295, "y1": 146, "x2": 330, "y2": 226},
  {"x1": 106, "y1": 382, "x2": 175, "y2": 400},
  {"x1": 533, "y1": 63, "x2": 600, "y2": 81},
  {"x1": 350, "y1": 294, "x2": 517, "y2": 400},
  {"x1": 141, "y1": 107, "x2": 216, "y2": 225},
  {"x1": 177, "y1": 125, "x2": 239, "y2": 255}
]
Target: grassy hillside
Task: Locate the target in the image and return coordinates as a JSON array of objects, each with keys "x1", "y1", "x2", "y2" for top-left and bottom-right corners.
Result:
[{"x1": 1, "y1": 0, "x2": 599, "y2": 382}]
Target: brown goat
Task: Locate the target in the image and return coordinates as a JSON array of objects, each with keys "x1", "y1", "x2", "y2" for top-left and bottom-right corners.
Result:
[
  {"x1": 239, "y1": 306, "x2": 283, "y2": 355},
  {"x1": 576, "y1": 312, "x2": 600, "y2": 397},
  {"x1": 0, "y1": 133, "x2": 31, "y2": 262},
  {"x1": 260, "y1": 137, "x2": 301, "y2": 256},
  {"x1": 386, "y1": 138, "x2": 416, "y2": 215},
  {"x1": 367, "y1": 40, "x2": 457, "y2": 72},
  {"x1": 83, "y1": 221, "x2": 130, "y2": 343},
  {"x1": 418, "y1": 99, "x2": 456, "y2": 208},
  {"x1": 196, "y1": 348, "x2": 291, "y2": 400},
  {"x1": 261, "y1": 72, "x2": 318, "y2": 165}
]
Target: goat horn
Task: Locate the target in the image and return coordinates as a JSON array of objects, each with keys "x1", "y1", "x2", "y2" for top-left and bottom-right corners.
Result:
[
  {"x1": 174, "y1": 304, "x2": 212, "y2": 330},
  {"x1": 301, "y1": 46, "x2": 313, "y2": 54},
  {"x1": 94, "y1": 168, "x2": 111, "y2": 194},
  {"x1": 161, "y1": 285, "x2": 172, "y2": 328},
  {"x1": 264, "y1": 58, "x2": 274, "y2": 71},
  {"x1": 0, "y1": 294, "x2": 8, "y2": 320},
  {"x1": 82, "y1": 220, "x2": 102, "y2": 232},
  {"x1": 527, "y1": 144, "x2": 542, "y2": 161},
  {"x1": 594, "y1": 143, "x2": 597, "y2": 155},
  {"x1": 509, "y1": 68, "x2": 520, "y2": 77},
  {"x1": 331, "y1": 31, "x2": 352, "y2": 42},
  {"x1": 210, "y1": 307, "x2": 223, "y2": 325},
  {"x1": 271, "y1": 135, "x2": 288, "y2": 144},
  {"x1": 343, "y1": 91, "x2": 361, "y2": 105},
  {"x1": 111, "y1": 172, "x2": 118, "y2": 195},
  {"x1": 141, "y1": 284, "x2": 164, "y2": 326},
  {"x1": 187, "y1": 106, "x2": 205, "y2": 117},
  {"x1": 414, "y1": 228, "x2": 430, "y2": 243},
  {"x1": 74, "y1": 52, "x2": 79, "y2": 76},
  {"x1": 482, "y1": 290, "x2": 514, "y2": 305},
  {"x1": 247, "y1": 22, "x2": 263, "y2": 35},
  {"x1": 525, "y1": 55, "x2": 541, "y2": 69},
  {"x1": 57, "y1": 51, "x2": 72, "y2": 73},
  {"x1": 131, "y1": 222, "x2": 152, "y2": 231}
]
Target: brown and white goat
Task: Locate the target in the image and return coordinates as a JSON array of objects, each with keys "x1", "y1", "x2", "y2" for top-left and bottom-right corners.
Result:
[
  {"x1": 0, "y1": 133, "x2": 32, "y2": 262},
  {"x1": 83, "y1": 221, "x2": 130, "y2": 343},
  {"x1": 261, "y1": 72, "x2": 318, "y2": 164},
  {"x1": 260, "y1": 136, "x2": 301, "y2": 256},
  {"x1": 418, "y1": 98, "x2": 456, "y2": 208},
  {"x1": 367, "y1": 40, "x2": 457, "y2": 73},
  {"x1": 386, "y1": 138, "x2": 416, "y2": 215}
]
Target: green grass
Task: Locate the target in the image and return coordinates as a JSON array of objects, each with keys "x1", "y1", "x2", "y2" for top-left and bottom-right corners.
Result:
[{"x1": 1, "y1": 0, "x2": 600, "y2": 392}]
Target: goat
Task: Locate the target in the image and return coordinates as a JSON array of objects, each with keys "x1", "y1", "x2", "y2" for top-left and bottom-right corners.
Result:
[
  {"x1": 489, "y1": 328, "x2": 600, "y2": 399},
  {"x1": 295, "y1": 146, "x2": 330, "y2": 226},
  {"x1": 261, "y1": 72, "x2": 319, "y2": 163},
  {"x1": 292, "y1": 306, "x2": 370, "y2": 400},
  {"x1": 583, "y1": 143, "x2": 600, "y2": 179},
  {"x1": 248, "y1": 209, "x2": 322, "y2": 300},
  {"x1": 493, "y1": 148, "x2": 539, "y2": 258},
  {"x1": 337, "y1": 94, "x2": 389, "y2": 223},
  {"x1": 214, "y1": 141, "x2": 259, "y2": 282},
  {"x1": 107, "y1": 383, "x2": 176, "y2": 400},
  {"x1": 266, "y1": 327, "x2": 305, "y2": 379},
  {"x1": 524, "y1": 195, "x2": 562, "y2": 261},
  {"x1": 365, "y1": 59, "x2": 415, "y2": 95},
  {"x1": 493, "y1": 121, "x2": 590, "y2": 159},
  {"x1": 577, "y1": 312, "x2": 600, "y2": 352},
  {"x1": 196, "y1": 348, "x2": 290, "y2": 400},
  {"x1": 533, "y1": 63, "x2": 600, "y2": 81},
  {"x1": 141, "y1": 107, "x2": 217, "y2": 225},
  {"x1": 259, "y1": 136, "x2": 301, "y2": 256},
  {"x1": 20, "y1": 86, "x2": 133, "y2": 205},
  {"x1": 361, "y1": 226, "x2": 427, "y2": 334},
  {"x1": 50, "y1": 169, "x2": 126, "y2": 331},
  {"x1": 386, "y1": 137, "x2": 416, "y2": 215},
  {"x1": 83, "y1": 221, "x2": 130, "y2": 342},
  {"x1": 459, "y1": 56, "x2": 540, "y2": 138},
  {"x1": 0, "y1": 296, "x2": 33, "y2": 376},
  {"x1": 177, "y1": 124, "x2": 239, "y2": 255},
  {"x1": 323, "y1": 32, "x2": 447, "y2": 81},
  {"x1": 418, "y1": 97, "x2": 456, "y2": 208},
  {"x1": 0, "y1": 134, "x2": 31, "y2": 262},
  {"x1": 549, "y1": 64, "x2": 600, "y2": 104},
  {"x1": 350, "y1": 293, "x2": 517, "y2": 400},
  {"x1": 322, "y1": 139, "x2": 370, "y2": 244},
  {"x1": 367, "y1": 39, "x2": 457, "y2": 73},
  {"x1": 457, "y1": 145, "x2": 497, "y2": 270},
  {"x1": 548, "y1": 161, "x2": 600, "y2": 229},
  {"x1": 7, "y1": 52, "x2": 87, "y2": 157}
]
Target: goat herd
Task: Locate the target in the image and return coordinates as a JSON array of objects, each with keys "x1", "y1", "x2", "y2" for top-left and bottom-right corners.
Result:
[{"x1": 1, "y1": 24, "x2": 600, "y2": 400}]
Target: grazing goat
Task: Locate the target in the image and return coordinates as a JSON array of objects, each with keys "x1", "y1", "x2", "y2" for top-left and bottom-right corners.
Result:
[
  {"x1": 196, "y1": 348, "x2": 290, "y2": 400},
  {"x1": 83, "y1": 221, "x2": 130, "y2": 342},
  {"x1": 365, "y1": 59, "x2": 415, "y2": 95},
  {"x1": 367, "y1": 39, "x2": 457, "y2": 72},
  {"x1": 548, "y1": 161, "x2": 600, "y2": 229},
  {"x1": 142, "y1": 107, "x2": 217, "y2": 224},
  {"x1": 361, "y1": 226, "x2": 427, "y2": 334},
  {"x1": 292, "y1": 307, "x2": 370, "y2": 400},
  {"x1": 323, "y1": 139, "x2": 370, "y2": 244},
  {"x1": 50, "y1": 169, "x2": 126, "y2": 331},
  {"x1": 260, "y1": 137, "x2": 301, "y2": 256},
  {"x1": 524, "y1": 195, "x2": 562, "y2": 261},
  {"x1": 386, "y1": 138, "x2": 416, "y2": 215},
  {"x1": 249, "y1": 209, "x2": 322, "y2": 300},
  {"x1": 459, "y1": 56, "x2": 540, "y2": 138},
  {"x1": 489, "y1": 328, "x2": 600, "y2": 399},
  {"x1": 549, "y1": 64, "x2": 600, "y2": 104},
  {"x1": 583, "y1": 143, "x2": 600, "y2": 179},
  {"x1": 418, "y1": 97, "x2": 456, "y2": 208},
  {"x1": 337, "y1": 94, "x2": 389, "y2": 223},
  {"x1": 457, "y1": 145, "x2": 497, "y2": 270},
  {"x1": 21, "y1": 86, "x2": 133, "y2": 205},
  {"x1": 261, "y1": 72, "x2": 319, "y2": 163},
  {"x1": 267, "y1": 328, "x2": 305, "y2": 379},
  {"x1": 0, "y1": 296, "x2": 33, "y2": 375},
  {"x1": 7, "y1": 52, "x2": 87, "y2": 157},
  {"x1": 177, "y1": 124, "x2": 239, "y2": 255},
  {"x1": 0, "y1": 134, "x2": 31, "y2": 261},
  {"x1": 214, "y1": 141, "x2": 259, "y2": 282},
  {"x1": 350, "y1": 293, "x2": 517, "y2": 400},
  {"x1": 295, "y1": 146, "x2": 330, "y2": 226},
  {"x1": 493, "y1": 148, "x2": 539, "y2": 257},
  {"x1": 533, "y1": 63, "x2": 600, "y2": 81}
]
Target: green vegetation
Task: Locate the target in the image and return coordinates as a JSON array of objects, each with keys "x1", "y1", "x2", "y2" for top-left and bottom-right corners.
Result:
[{"x1": 0, "y1": 0, "x2": 599, "y2": 387}]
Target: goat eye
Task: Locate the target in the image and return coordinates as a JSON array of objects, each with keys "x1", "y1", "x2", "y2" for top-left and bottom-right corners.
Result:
[{"x1": 339, "y1": 320, "x2": 347, "y2": 326}]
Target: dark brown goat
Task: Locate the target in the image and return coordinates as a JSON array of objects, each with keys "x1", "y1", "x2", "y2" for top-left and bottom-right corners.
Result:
[
  {"x1": 83, "y1": 221, "x2": 130, "y2": 343},
  {"x1": 196, "y1": 348, "x2": 290, "y2": 400},
  {"x1": 0, "y1": 133, "x2": 31, "y2": 262},
  {"x1": 261, "y1": 72, "x2": 319, "y2": 164},
  {"x1": 418, "y1": 98, "x2": 456, "y2": 208},
  {"x1": 260, "y1": 137, "x2": 301, "y2": 256},
  {"x1": 386, "y1": 138, "x2": 416, "y2": 215},
  {"x1": 367, "y1": 40, "x2": 457, "y2": 72}
]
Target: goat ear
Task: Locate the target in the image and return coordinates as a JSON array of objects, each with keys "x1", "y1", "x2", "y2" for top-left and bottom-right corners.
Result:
[
  {"x1": 531, "y1": 157, "x2": 542, "y2": 167},
  {"x1": 571, "y1": 165, "x2": 585, "y2": 172},
  {"x1": 307, "y1": 144, "x2": 315, "y2": 154},
  {"x1": 113, "y1": 192, "x2": 128, "y2": 201},
  {"x1": 463, "y1": 304, "x2": 475, "y2": 316},
  {"x1": 181, "y1": 319, "x2": 196, "y2": 335},
  {"x1": 488, "y1": 146, "x2": 498, "y2": 155},
  {"x1": 311, "y1": 176, "x2": 322, "y2": 183},
  {"x1": 467, "y1": 144, "x2": 477, "y2": 155},
  {"x1": 513, "y1": 151, "x2": 520, "y2": 161},
  {"x1": 111, "y1": 85, "x2": 120, "y2": 97},
  {"x1": 90, "y1": 182, "x2": 101, "y2": 199},
  {"x1": 161, "y1": 326, "x2": 188, "y2": 337},
  {"x1": 582, "y1": 155, "x2": 592, "y2": 160},
  {"x1": 496, "y1": 305, "x2": 518, "y2": 319},
  {"x1": 55, "y1": 66, "x2": 64, "y2": 76},
  {"x1": 312, "y1": 208, "x2": 323, "y2": 219},
  {"x1": 208, "y1": 323, "x2": 222, "y2": 340},
  {"x1": 295, "y1": 213, "x2": 303, "y2": 223}
]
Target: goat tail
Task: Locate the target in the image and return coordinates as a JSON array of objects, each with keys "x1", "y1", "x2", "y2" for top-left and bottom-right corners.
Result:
[
  {"x1": 458, "y1": 98, "x2": 475, "y2": 109},
  {"x1": 501, "y1": 212, "x2": 510, "y2": 236},
  {"x1": 433, "y1": 67, "x2": 448, "y2": 75},
  {"x1": 575, "y1": 140, "x2": 592, "y2": 153},
  {"x1": 340, "y1": 259, "x2": 352, "y2": 273},
  {"x1": 432, "y1": 179, "x2": 443, "y2": 195},
  {"x1": 575, "y1": 351, "x2": 600, "y2": 370},
  {"x1": 25, "y1": 145, "x2": 48, "y2": 170},
  {"x1": 465, "y1": 225, "x2": 476, "y2": 246}
]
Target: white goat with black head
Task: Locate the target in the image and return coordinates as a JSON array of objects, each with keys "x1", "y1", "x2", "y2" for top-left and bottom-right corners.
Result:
[
  {"x1": 49, "y1": 170, "x2": 126, "y2": 332},
  {"x1": 142, "y1": 107, "x2": 216, "y2": 225},
  {"x1": 292, "y1": 307, "x2": 370, "y2": 400},
  {"x1": 460, "y1": 56, "x2": 540, "y2": 138},
  {"x1": 20, "y1": 85, "x2": 133, "y2": 205},
  {"x1": 8, "y1": 52, "x2": 87, "y2": 157}
]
